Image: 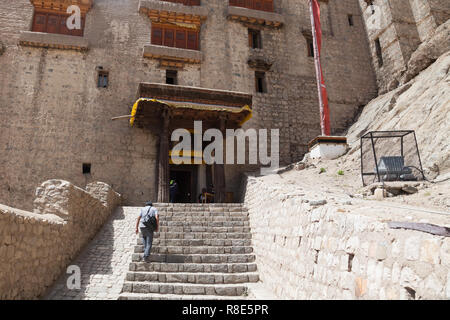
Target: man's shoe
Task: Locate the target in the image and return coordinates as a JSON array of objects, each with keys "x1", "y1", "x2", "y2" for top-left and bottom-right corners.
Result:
[{"x1": 144, "y1": 256, "x2": 151, "y2": 263}]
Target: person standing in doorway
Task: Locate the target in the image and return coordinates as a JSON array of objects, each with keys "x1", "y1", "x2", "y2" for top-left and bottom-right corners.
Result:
[
  {"x1": 169, "y1": 180, "x2": 178, "y2": 203},
  {"x1": 135, "y1": 201, "x2": 159, "y2": 262}
]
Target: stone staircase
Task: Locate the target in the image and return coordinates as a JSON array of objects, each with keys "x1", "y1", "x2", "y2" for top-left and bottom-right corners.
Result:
[{"x1": 119, "y1": 203, "x2": 259, "y2": 300}]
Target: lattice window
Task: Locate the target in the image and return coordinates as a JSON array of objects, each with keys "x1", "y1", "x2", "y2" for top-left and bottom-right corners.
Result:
[
  {"x1": 32, "y1": 9, "x2": 85, "y2": 36},
  {"x1": 152, "y1": 25, "x2": 199, "y2": 51}
]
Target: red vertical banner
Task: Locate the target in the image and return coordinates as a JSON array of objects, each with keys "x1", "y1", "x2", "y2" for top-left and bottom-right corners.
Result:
[{"x1": 310, "y1": 0, "x2": 331, "y2": 136}]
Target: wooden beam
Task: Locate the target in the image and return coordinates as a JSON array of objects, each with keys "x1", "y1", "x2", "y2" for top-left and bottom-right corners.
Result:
[
  {"x1": 214, "y1": 116, "x2": 226, "y2": 203},
  {"x1": 157, "y1": 109, "x2": 170, "y2": 203}
]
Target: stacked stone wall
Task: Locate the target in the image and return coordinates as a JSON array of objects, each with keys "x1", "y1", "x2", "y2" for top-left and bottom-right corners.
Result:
[
  {"x1": 0, "y1": 180, "x2": 121, "y2": 299},
  {"x1": 244, "y1": 175, "x2": 450, "y2": 299}
]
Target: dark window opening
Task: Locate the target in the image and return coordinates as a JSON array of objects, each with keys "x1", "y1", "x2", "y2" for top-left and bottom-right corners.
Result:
[
  {"x1": 375, "y1": 38, "x2": 383, "y2": 67},
  {"x1": 307, "y1": 39, "x2": 314, "y2": 57},
  {"x1": 97, "y1": 71, "x2": 109, "y2": 88},
  {"x1": 348, "y1": 254, "x2": 355, "y2": 272},
  {"x1": 248, "y1": 29, "x2": 262, "y2": 49},
  {"x1": 166, "y1": 70, "x2": 178, "y2": 85},
  {"x1": 255, "y1": 71, "x2": 266, "y2": 93},
  {"x1": 348, "y1": 14, "x2": 354, "y2": 26},
  {"x1": 82, "y1": 163, "x2": 91, "y2": 174}
]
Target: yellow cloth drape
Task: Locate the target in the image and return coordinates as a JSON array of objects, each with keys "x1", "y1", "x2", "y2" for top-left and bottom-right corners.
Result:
[{"x1": 130, "y1": 98, "x2": 252, "y2": 126}]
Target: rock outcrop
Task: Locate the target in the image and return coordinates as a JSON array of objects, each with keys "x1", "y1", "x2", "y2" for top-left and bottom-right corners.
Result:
[{"x1": 401, "y1": 20, "x2": 450, "y2": 85}]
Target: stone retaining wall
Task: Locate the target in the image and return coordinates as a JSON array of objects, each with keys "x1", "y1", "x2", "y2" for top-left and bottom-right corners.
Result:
[
  {"x1": 0, "y1": 180, "x2": 121, "y2": 299},
  {"x1": 244, "y1": 175, "x2": 450, "y2": 299}
]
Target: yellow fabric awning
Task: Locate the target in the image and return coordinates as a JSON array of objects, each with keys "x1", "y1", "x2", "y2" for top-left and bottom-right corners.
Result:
[
  {"x1": 170, "y1": 22, "x2": 198, "y2": 30},
  {"x1": 130, "y1": 98, "x2": 252, "y2": 127}
]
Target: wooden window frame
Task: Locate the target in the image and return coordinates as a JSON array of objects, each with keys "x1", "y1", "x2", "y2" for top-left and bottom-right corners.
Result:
[
  {"x1": 97, "y1": 71, "x2": 109, "y2": 88},
  {"x1": 31, "y1": 8, "x2": 85, "y2": 37},
  {"x1": 248, "y1": 28, "x2": 262, "y2": 49},
  {"x1": 152, "y1": 24, "x2": 200, "y2": 51}
]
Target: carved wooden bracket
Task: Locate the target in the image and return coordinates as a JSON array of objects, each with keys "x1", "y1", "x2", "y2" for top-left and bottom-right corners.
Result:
[{"x1": 29, "y1": 0, "x2": 93, "y2": 14}]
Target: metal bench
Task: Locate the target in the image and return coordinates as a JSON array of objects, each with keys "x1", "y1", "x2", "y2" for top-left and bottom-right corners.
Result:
[{"x1": 376, "y1": 156, "x2": 416, "y2": 181}]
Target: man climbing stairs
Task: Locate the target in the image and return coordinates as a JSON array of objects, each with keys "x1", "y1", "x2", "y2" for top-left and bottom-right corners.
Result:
[{"x1": 119, "y1": 203, "x2": 259, "y2": 300}]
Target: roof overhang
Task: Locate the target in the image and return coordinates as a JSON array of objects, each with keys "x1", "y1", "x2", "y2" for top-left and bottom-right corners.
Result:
[{"x1": 130, "y1": 83, "x2": 253, "y2": 128}]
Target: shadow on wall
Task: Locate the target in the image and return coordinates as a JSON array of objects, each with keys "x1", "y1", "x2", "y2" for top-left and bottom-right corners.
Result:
[
  {"x1": 0, "y1": 180, "x2": 122, "y2": 300},
  {"x1": 42, "y1": 207, "x2": 126, "y2": 300}
]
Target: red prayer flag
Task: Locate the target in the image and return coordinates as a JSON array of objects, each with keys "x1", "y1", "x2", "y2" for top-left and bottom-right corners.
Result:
[{"x1": 310, "y1": 0, "x2": 331, "y2": 136}]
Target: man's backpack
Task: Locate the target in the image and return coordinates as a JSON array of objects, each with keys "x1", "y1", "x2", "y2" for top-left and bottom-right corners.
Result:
[{"x1": 142, "y1": 206, "x2": 157, "y2": 230}]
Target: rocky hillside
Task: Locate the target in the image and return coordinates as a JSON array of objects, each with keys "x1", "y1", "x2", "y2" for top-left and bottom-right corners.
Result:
[{"x1": 345, "y1": 49, "x2": 450, "y2": 179}]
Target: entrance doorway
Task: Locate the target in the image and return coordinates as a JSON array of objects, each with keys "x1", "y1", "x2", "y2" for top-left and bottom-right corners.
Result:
[{"x1": 169, "y1": 165, "x2": 197, "y2": 203}]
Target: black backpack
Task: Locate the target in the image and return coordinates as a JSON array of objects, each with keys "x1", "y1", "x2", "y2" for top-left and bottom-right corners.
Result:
[{"x1": 142, "y1": 206, "x2": 157, "y2": 230}]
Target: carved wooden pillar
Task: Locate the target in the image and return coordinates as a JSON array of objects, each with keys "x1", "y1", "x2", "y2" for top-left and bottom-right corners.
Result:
[
  {"x1": 214, "y1": 116, "x2": 226, "y2": 203},
  {"x1": 157, "y1": 109, "x2": 170, "y2": 203}
]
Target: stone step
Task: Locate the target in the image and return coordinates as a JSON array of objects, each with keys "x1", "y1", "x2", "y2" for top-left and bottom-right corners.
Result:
[
  {"x1": 156, "y1": 207, "x2": 248, "y2": 212},
  {"x1": 145, "y1": 238, "x2": 253, "y2": 247},
  {"x1": 153, "y1": 226, "x2": 251, "y2": 233},
  {"x1": 125, "y1": 271, "x2": 259, "y2": 284},
  {"x1": 159, "y1": 220, "x2": 250, "y2": 227},
  {"x1": 152, "y1": 203, "x2": 244, "y2": 207},
  {"x1": 122, "y1": 281, "x2": 248, "y2": 296},
  {"x1": 153, "y1": 232, "x2": 252, "y2": 240},
  {"x1": 134, "y1": 245, "x2": 254, "y2": 254},
  {"x1": 160, "y1": 216, "x2": 249, "y2": 222},
  {"x1": 118, "y1": 292, "x2": 246, "y2": 300},
  {"x1": 153, "y1": 205, "x2": 248, "y2": 212},
  {"x1": 131, "y1": 253, "x2": 256, "y2": 264},
  {"x1": 155, "y1": 213, "x2": 249, "y2": 219},
  {"x1": 129, "y1": 262, "x2": 258, "y2": 273}
]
